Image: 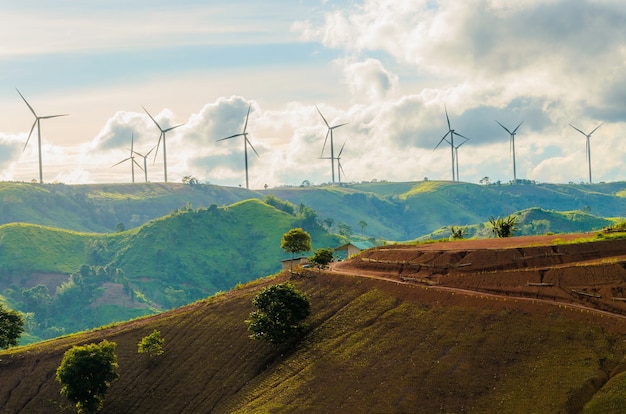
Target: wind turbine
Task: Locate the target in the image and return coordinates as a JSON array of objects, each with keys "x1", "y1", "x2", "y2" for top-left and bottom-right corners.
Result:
[
  {"x1": 336, "y1": 140, "x2": 347, "y2": 184},
  {"x1": 320, "y1": 140, "x2": 348, "y2": 184},
  {"x1": 217, "y1": 104, "x2": 259, "y2": 189},
  {"x1": 143, "y1": 106, "x2": 184, "y2": 183},
  {"x1": 111, "y1": 134, "x2": 143, "y2": 183},
  {"x1": 16, "y1": 89, "x2": 68, "y2": 184},
  {"x1": 434, "y1": 105, "x2": 468, "y2": 182},
  {"x1": 316, "y1": 105, "x2": 347, "y2": 185},
  {"x1": 454, "y1": 139, "x2": 468, "y2": 182},
  {"x1": 133, "y1": 146, "x2": 156, "y2": 183},
  {"x1": 569, "y1": 122, "x2": 602, "y2": 184},
  {"x1": 496, "y1": 120, "x2": 524, "y2": 182}
]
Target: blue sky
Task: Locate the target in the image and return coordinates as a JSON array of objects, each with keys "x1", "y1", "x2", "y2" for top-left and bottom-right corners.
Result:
[{"x1": 1, "y1": 0, "x2": 625, "y2": 187}]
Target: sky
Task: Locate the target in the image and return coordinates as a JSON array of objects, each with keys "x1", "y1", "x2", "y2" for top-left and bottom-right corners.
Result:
[{"x1": 1, "y1": 0, "x2": 625, "y2": 188}]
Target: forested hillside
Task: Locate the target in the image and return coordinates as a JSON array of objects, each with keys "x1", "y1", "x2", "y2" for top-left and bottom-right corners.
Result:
[
  {"x1": 2, "y1": 180, "x2": 626, "y2": 240},
  {"x1": 0, "y1": 198, "x2": 341, "y2": 342}
]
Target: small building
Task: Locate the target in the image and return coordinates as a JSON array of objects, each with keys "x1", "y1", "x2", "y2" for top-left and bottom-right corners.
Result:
[
  {"x1": 280, "y1": 256, "x2": 309, "y2": 272},
  {"x1": 334, "y1": 241, "x2": 375, "y2": 260}
]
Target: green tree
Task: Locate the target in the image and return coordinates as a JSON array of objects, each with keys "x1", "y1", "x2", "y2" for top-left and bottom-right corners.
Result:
[
  {"x1": 281, "y1": 228, "x2": 312, "y2": 271},
  {"x1": 310, "y1": 247, "x2": 334, "y2": 271},
  {"x1": 358, "y1": 220, "x2": 368, "y2": 235},
  {"x1": 138, "y1": 329, "x2": 165, "y2": 358},
  {"x1": 246, "y1": 282, "x2": 311, "y2": 345},
  {"x1": 56, "y1": 340, "x2": 120, "y2": 413},
  {"x1": 448, "y1": 225, "x2": 466, "y2": 240},
  {"x1": 489, "y1": 215, "x2": 519, "y2": 238},
  {"x1": 0, "y1": 303, "x2": 25, "y2": 349}
]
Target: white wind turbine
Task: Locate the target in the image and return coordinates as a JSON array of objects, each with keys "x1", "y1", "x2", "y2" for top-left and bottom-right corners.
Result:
[
  {"x1": 133, "y1": 146, "x2": 156, "y2": 183},
  {"x1": 217, "y1": 104, "x2": 259, "y2": 189},
  {"x1": 496, "y1": 120, "x2": 524, "y2": 182},
  {"x1": 316, "y1": 105, "x2": 347, "y2": 185},
  {"x1": 434, "y1": 105, "x2": 468, "y2": 182},
  {"x1": 16, "y1": 89, "x2": 68, "y2": 184},
  {"x1": 143, "y1": 106, "x2": 184, "y2": 183},
  {"x1": 569, "y1": 122, "x2": 602, "y2": 184},
  {"x1": 111, "y1": 134, "x2": 143, "y2": 183}
]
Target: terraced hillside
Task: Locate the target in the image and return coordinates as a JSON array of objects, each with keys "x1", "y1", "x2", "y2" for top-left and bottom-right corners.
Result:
[{"x1": 2, "y1": 234, "x2": 626, "y2": 412}]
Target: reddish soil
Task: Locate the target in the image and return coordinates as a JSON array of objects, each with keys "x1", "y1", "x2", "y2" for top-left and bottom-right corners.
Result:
[{"x1": 332, "y1": 233, "x2": 626, "y2": 323}]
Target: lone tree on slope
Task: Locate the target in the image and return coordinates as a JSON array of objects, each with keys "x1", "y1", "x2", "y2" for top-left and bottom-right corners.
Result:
[
  {"x1": 246, "y1": 282, "x2": 311, "y2": 345},
  {"x1": 281, "y1": 227, "x2": 312, "y2": 271},
  {"x1": 0, "y1": 304, "x2": 24, "y2": 349},
  {"x1": 56, "y1": 340, "x2": 119, "y2": 413}
]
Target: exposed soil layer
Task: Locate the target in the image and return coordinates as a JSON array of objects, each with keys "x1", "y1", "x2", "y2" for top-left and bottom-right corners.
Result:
[{"x1": 334, "y1": 233, "x2": 626, "y2": 319}]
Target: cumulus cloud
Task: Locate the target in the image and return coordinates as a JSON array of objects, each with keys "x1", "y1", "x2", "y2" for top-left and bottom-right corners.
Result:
[{"x1": 342, "y1": 59, "x2": 398, "y2": 101}]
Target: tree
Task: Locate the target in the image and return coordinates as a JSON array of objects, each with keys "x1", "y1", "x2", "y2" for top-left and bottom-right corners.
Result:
[
  {"x1": 0, "y1": 303, "x2": 24, "y2": 349},
  {"x1": 281, "y1": 228, "x2": 312, "y2": 271},
  {"x1": 56, "y1": 340, "x2": 120, "y2": 413},
  {"x1": 448, "y1": 225, "x2": 466, "y2": 240},
  {"x1": 246, "y1": 282, "x2": 311, "y2": 345},
  {"x1": 358, "y1": 220, "x2": 368, "y2": 235},
  {"x1": 309, "y1": 248, "x2": 334, "y2": 271},
  {"x1": 489, "y1": 215, "x2": 519, "y2": 238},
  {"x1": 138, "y1": 329, "x2": 165, "y2": 358}
]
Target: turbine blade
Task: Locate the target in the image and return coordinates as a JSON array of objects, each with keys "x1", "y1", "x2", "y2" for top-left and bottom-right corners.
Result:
[
  {"x1": 247, "y1": 137, "x2": 260, "y2": 158},
  {"x1": 40, "y1": 114, "x2": 69, "y2": 119},
  {"x1": 444, "y1": 105, "x2": 451, "y2": 131},
  {"x1": 434, "y1": 131, "x2": 451, "y2": 151},
  {"x1": 321, "y1": 129, "x2": 330, "y2": 157},
  {"x1": 16, "y1": 89, "x2": 37, "y2": 117},
  {"x1": 24, "y1": 120, "x2": 37, "y2": 150},
  {"x1": 496, "y1": 120, "x2": 512, "y2": 135},
  {"x1": 164, "y1": 123, "x2": 184, "y2": 133},
  {"x1": 569, "y1": 123, "x2": 587, "y2": 137},
  {"x1": 316, "y1": 105, "x2": 330, "y2": 128},
  {"x1": 243, "y1": 104, "x2": 251, "y2": 134},
  {"x1": 331, "y1": 122, "x2": 348, "y2": 130},
  {"x1": 589, "y1": 122, "x2": 603, "y2": 136},
  {"x1": 338, "y1": 141, "x2": 347, "y2": 157},
  {"x1": 339, "y1": 161, "x2": 346, "y2": 178},
  {"x1": 143, "y1": 106, "x2": 163, "y2": 132},
  {"x1": 145, "y1": 146, "x2": 156, "y2": 156},
  {"x1": 512, "y1": 120, "x2": 524, "y2": 133},
  {"x1": 217, "y1": 133, "x2": 244, "y2": 142},
  {"x1": 133, "y1": 159, "x2": 144, "y2": 171},
  {"x1": 455, "y1": 132, "x2": 469, "y2": 140},
  {"x1": 112, "y1": 157, "x2": 132, "y2": 168},
  {"x1": 153, "y1": 134, "x2": 163, "y2": 163},
  {"x1": 131, "y1": 133, "x2": 134, "y2": 151}
]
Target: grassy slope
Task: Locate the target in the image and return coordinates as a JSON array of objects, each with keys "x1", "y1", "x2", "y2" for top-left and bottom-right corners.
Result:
[{"x1": 0, "y1": 272, "x2": 624, "y2": 413}]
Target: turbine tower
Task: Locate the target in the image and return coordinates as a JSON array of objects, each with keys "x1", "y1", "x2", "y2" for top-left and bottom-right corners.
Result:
[
  {"x1": 217, "y1": 104, "x2": 259, "y2": 189},
  {"x1": 569, "y1": 122, "x2": 602, "y2": 184},
  {"x1": 133, "y1": 146, "x2": 156, "y2": 183},
  {"x1": 454, "y1": 139, "x2": 468, "y2": 182},
  {"x1": 434, "y1": 105, "x2": 468, "y2": 182},
  {"x1": 143, "y1": 106, "x2": 184, "y2": 183},
  {"x1": 16, "y1": 89, "x2": 68, "y2": 184},
  {"x1": 112, "y1": 134, "x2": 143, "y2": 183},
  {"x1": 316, "y1": 105, "x2": 347, "y2": 185},
  {"x1": 496, "y1": 120, "x2": 524, "y2": 182}
]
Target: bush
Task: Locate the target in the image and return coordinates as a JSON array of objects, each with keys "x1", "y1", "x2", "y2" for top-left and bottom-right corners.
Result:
[{"x1": 138, "y1": 329, "x2": 165, "y2": 358}]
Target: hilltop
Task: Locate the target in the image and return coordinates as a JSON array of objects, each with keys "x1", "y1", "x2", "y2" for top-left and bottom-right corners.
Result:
[
  {"x1": 2, "y1": 234, "x2": 626, "y2": 412},
  {"x1": 2, "y1": 180, "x2": 625, "y2": 240}
]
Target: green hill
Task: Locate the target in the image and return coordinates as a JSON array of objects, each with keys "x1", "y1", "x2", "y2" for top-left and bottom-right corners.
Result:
[
  {"x1": 0, "y1": 199, "x2": 341, "y2": 342},
  {"x1": 1, "y1": 270, "x2": 625, "y2": 413},
  {"x1": 417, "y1": 207, "x2": 614, "y2": 241},
  {"x1": 3, "y1": 180, "x2": 626, "y2": 240}
]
